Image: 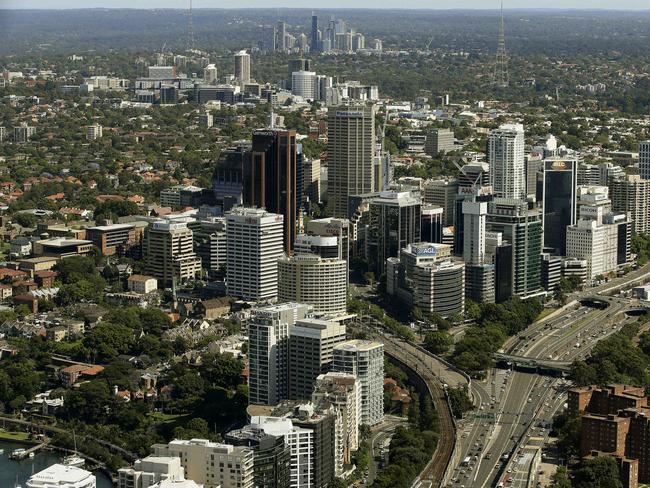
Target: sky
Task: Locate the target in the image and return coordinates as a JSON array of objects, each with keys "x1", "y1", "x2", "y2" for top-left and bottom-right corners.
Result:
[{"x1": 0, "y1": 0, "x2": 649, "y2": 9}]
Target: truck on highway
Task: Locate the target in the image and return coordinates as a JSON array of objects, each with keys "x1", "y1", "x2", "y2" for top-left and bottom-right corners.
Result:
[{"x1": 461, "y1": 456, "x2": 471, "y2": 467}]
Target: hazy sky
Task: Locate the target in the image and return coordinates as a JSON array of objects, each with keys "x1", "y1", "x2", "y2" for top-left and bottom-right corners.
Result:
[{"x1": 1, "y1": 0, "x2": 649, "y2": 9}]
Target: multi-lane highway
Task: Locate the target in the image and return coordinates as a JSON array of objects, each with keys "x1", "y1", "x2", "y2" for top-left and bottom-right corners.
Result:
[{"x1": 448, "y1": 295, "x2": 635, "y2": 488}]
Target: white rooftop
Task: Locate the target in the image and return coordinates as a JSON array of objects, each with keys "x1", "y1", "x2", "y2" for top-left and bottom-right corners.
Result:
[{"x1": 26, "y1": 463, "x2": 96, "y2": 488}]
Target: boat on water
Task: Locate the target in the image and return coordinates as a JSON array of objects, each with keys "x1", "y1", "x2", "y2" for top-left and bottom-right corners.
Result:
[
  {"x1": 62, "y1": 454, "x2": 85, "y2": 467},
  {"x1": 9, "y1": 448, "x2": 26, "y2": 460},
  {"x1": 0, "y1": 448, "x2": 5, "y2": 454}
]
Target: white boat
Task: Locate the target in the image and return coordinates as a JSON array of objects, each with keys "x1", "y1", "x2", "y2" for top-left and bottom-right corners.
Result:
[
  {"x1": 0, "y1": 448, "x2": 5, "y2": 454},
  {"x1": 28, "y1": 452, "x2": 34, "y2": 458},
  {"x1": 63, "y1": 455, "x2": 85, "y2": 467}
]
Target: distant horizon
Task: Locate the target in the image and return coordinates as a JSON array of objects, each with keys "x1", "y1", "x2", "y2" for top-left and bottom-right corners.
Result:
[{"x1": 2, "y1": 1, "x2": 650, "y2": 11}]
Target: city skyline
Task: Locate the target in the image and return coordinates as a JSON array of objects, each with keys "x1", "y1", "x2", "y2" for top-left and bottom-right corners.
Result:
[{"x1": 3, "y1": 0, "x2": 650, "y2": 9}]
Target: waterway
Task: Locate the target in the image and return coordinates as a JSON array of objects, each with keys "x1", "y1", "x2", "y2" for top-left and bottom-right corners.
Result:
[{"x1": 0, "y1": 441, "x2": 113, "y2": 487}]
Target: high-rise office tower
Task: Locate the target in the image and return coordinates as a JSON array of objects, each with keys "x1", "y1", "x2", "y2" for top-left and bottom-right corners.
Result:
[
  {"x1": 246, "y1": 129, "x2": 297, "y2": 251},
  {"x1": 421, "y1": 205, "x2": 444, "y2": 243},
  {"x1": 386, "y1": 242, "x2": 466, "y2": 316},
  {"x1": 225, "y1": 207, "x2": 284, "y2": 302},
  {"x1": 234, "y1": 50, "x2": 251, "y2": 85},
  {"x1": 305, "y1": 218, "x2": 350, "y2": 261},
  {"x1": 488, "y1": 124, "x2": 526, "y2": 200},
  {"x1": 212, "y1": 144, "x2": 251, "y2": 210},
  {"x1": 311, "y1": 14, "x2": 319, "y2": 51},
  {"x1": 333, "y1": 340, "x2": 384, "y2": 426},
  {"x1": 143, "y1": 221, "x2": 202, "y2": 287},
  {"x1": 194, "y1": 216, "x2": 227, "y2": 277},
  {"x1": 248, "y1": 303, "x2": 312, "y2": 405},
  {"x1": 423, "y1": 179, "x2": 459, "y2": 226},
  {"x1": 291, "y1": 71, "x2": 317, "y2": 99},
  {"x1": 424, "y1": 128, "x2": 455, "y2": 156},
  {"x1": 639, "y1": 141, "x2": 650, "y2": 180},
  {"x1": 276, "y1": 21, "x2": 287, "y2": 51},
  {"x1": 486, "y1": 199, "x2": 543, "y2": 299},
  {"x1": 462, "y1": 201, "x2": 488, "y2": 265},
  {"x1": 278, "y1": 254, "x2": 347, "y2": 316},
  {"x1": 288, "y1": 318, "x2": 347, "y2": 400},
  {"x1": 327, "y1": 105, "x2": 376, "y2": 218},
  {"x1": 610, "y1": 175, "x2": 650, "y2": 236},
  {"x1": 367, "y1": 190, "x2": 421, "y2": 276},
  {"x1": 542, "y1": 158, "x2": 577, "y2": 255},
  {"x1": 287, "y1": 58, "x2": 312, "y2": 89}
]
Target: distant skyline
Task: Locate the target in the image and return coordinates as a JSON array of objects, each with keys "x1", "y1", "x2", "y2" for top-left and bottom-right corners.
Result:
[{"x1": 2, "y1": 0, "x2": 650, "y2": 9}]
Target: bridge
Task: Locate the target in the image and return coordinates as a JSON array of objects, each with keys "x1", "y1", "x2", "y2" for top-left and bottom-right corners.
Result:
[{"x1": 494, "y1": 353, "x2": 572, "y2": 376}]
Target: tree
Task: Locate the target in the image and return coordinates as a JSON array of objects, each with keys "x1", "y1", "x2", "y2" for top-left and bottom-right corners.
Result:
[
  {"x1": 423, "y1": 331, "x2": 453, "y2": 355},
  {"x1": 83, "y1": 322, "x2": 135, "y2": 361},
  {"x1": 13, "y1": 213, "x2": 37, "y2": 228},
  {"x1": 550, "y1": 466, "x2": 571, "y2": 488},
  {"x1": 574, "y1": 456, "x2": 623, "y2": 488}
]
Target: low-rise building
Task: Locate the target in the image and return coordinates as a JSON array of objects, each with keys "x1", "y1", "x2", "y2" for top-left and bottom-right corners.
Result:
[
  {"x1": 118, "y1": 455, "x2": 185, "y2": 488},
  {"x1": 127, "y1": 275, "x2": 158, "y2": 294}
]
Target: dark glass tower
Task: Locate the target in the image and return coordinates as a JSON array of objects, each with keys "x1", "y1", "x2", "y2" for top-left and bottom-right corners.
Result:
[
  {"x1": 542, "y1": 159, "x2": 577, "y2": 256},
  {"x1": 311, "y1": 14, "x2": 319, "y2": 51},
  {"x1": 246, "y1": 129, "x2": 298, "y2": 251}
]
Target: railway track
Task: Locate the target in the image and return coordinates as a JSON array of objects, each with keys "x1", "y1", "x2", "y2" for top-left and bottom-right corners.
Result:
[{"x1": 383, "y1": 339, "x2": 456, "y2": 488}]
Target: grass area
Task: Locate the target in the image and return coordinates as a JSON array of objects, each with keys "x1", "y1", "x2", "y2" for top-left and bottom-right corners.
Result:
[
  {"x1": 148, "y1": 412, "x2": 188, "y2": 425},
  {"x1": 0, "y1": 428, "x2": 33, "y2": 442},
  {"x1": 537, "y1": 307, "x2": 557, "y2": 321}
]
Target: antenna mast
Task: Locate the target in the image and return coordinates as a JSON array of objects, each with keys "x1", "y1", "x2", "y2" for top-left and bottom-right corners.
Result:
[
  {"x1": 494, "y1": 1, "x2": 508, "y2": 87},
  {"x1": 187, "y1": 0, "x2": 196, "y2": 52}
]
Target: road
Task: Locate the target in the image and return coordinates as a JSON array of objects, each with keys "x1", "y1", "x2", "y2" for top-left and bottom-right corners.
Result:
[
  {"x1": 366, "y1": 415, "x2": 408, "y2": 485},
  {"x1": 448, "y1": 294, "x2": 634, "y2": 488}
]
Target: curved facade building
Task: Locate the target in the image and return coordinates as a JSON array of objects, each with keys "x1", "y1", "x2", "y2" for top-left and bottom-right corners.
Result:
[{"x1": 278, "y1": 254, "x2": 347, "y2": 316}]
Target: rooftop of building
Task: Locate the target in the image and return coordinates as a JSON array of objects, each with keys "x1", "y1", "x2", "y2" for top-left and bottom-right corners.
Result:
[
  {"x1": 36, "y1": 237, "x2": 92, "y2": 247},
  {"x1": 88, "y1": 223, "x2": 135, "y2": 232},
  {"x1": 334, "y1": 339, "x2": 383, "y2": 352},
  {"x1": 27, "y1": 463, "x2": 95, "y2": 484}
]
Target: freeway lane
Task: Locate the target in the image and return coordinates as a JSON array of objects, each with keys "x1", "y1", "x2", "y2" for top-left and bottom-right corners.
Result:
[{"x1": 449, "y1": 297, "x2": 631, "y2": 488}]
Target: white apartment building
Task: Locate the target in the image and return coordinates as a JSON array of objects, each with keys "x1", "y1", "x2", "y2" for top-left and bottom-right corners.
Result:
[
  {"x1": 86, "y1": 123, "x2": 103, "y2": 140},
  {"x1": 226, "y1": 207, "x2": 284, "y2": 302},
  {"x1": 488, "y1": 123, "x2": 526, "y2": 200},
  {"x1": 250, "y1": 416, "x2": 313, "y2": 488},
  {"x1": 332, "y1": 340, "x2": 384, "y2": 426},
  {"x1": 152, "y1": 439, "x2": 253, "y2": 488},
  {"x1": 312, "y1": 372, "x2": 362, "y2": 475},
  {"x1": 118, "y1": 456, "x2": 185, "y2": 488},
  {"x1": 278, "y1": 254, "x2": 347, "y2": 316},
  {"x1": 248, "y1": 303, "x2": 313, "y2": 405}
]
